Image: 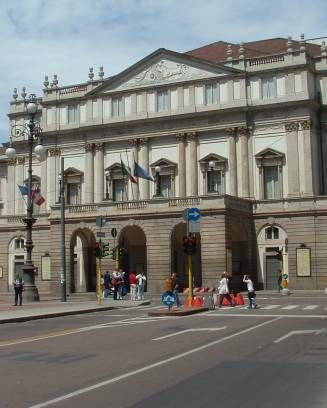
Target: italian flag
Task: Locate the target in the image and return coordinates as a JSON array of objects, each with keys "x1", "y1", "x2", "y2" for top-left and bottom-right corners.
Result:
[{"x1": 121, "y1": 160, "x2": 138, "y2": 184}]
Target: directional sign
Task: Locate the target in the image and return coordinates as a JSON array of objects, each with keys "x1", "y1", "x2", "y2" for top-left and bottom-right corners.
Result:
[
  {"x1": 189, "y1": 220, "x2": 200, "y2": 233},
  {"x1": 188, "y1": 208, "x2": 201, "y2": 222},
  {"x1": 96, "y1": 232, "x2": 105, "y2": 238},
  {"x1": 111, "y1": 228, "x2": 117, "y2": 238},
  {"x1": 161, "y1": 291, "x2": 176, "y2": 307},
  {"x1": 96, "y1": 216, "x2": 106, "y2": 228}
]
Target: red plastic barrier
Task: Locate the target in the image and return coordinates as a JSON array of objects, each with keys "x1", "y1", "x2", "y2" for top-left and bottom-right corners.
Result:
[
  {"x1": 193, "y1": 296, "x2": 203, "y2": 307},
  {"x1": 234, "y1": 293, "x2": 245, "y2": 305}
]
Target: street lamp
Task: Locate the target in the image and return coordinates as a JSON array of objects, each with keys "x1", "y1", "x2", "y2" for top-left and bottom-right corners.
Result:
[
  {"x1": 153, "y1": 165, "x2": 162, "y2": 197},
  {"x1": 6, "y1": 94, "x2": 46, "y2": 301}
]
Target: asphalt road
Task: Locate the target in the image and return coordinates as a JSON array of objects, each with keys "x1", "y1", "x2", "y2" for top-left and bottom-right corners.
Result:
[{"x1": 0, "y1": 295, "x2": 326, "y2": 408}]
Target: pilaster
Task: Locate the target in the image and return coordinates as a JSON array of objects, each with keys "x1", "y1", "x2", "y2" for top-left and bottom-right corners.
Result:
[
  {"x1": 94, "y1": 142, "x2": 104, "y2": 203},
  {"x1": 16, "y1": 156, "x2": 25, "y2": 214},
  {"x1": 48, "y1": 146, "x2": 61, "y2": 207},
  {"x1": 84, "y1": 143, "x2": 94, "y2": 203},
  {"x1": 176, "y1": 132, "x2": 186, "y2": 197},
  {"x1": 128, "y1": 138, "x2": 139, "y2": 200},
  {"x1": 226, "y1": 127, "x2": 237, "y2": 196},
  {"x1": 285, "y1": 121, "x2": 300, "y2": 197},
  {"x1": 238, "y1": 127, "x2": 250, "y2": 198},
  {"x1": 187, "y1": 131, "x2": 198, "y2": 196},
  {"x1": 139, "y1": 138, "x2": 149, "y2": 199},
  {"x1": 7, "y1": 158, "x2": 16, "y2": 215}
]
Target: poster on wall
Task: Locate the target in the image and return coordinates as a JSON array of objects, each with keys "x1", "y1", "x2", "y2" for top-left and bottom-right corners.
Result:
[
  {"x1": 0, "y1": 266, "x2": 3, "y2": 279},
  {"x1": 41, "y1": 256, "x2": 51, "y2": 280},
  {"x1": 296, "y1": 247, "x2": 311, "y2": 277}
]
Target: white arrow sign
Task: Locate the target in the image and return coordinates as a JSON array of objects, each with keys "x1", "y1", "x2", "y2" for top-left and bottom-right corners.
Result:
[
  {"x1": 152, "y1": 327, "x2": 226, "y2": 341},
  {"x1": 274, "y1": 328, "x2": 326, "y2": 343}
]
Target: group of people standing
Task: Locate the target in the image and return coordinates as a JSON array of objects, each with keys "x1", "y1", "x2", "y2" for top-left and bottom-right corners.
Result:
[
  {"x1": 102, "y1": 269, "x2": 147, "y2": 301},
  {"x1": 217, "y1": 271, "x2": 257, "y2": 309}
]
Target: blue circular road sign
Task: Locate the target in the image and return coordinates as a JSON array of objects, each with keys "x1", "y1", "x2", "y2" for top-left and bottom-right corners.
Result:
[
  {"x1": 161, "y1": 291, "x2": 176, "y2": 306},
  {"x1": 188, "y1": 208, "x2": 201, "y2": 222}
]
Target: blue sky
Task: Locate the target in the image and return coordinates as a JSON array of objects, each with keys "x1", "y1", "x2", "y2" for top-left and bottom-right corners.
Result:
[{"x1": 0, "y1": 0, "x2": 326, "y2": 143}]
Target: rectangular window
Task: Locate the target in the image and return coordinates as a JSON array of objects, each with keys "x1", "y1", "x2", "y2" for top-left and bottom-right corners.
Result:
[
  {"x1": 205, "y1": 84, "x2": 218, "y2": 105},
  {"x1": 157, "y1": 90, "x2": 169, "y2": 112},
  {"x1": 160, "y1": 175, "x2": 171, "y2": 198},
  {"x1": 113, "y1": 179, "x2": 125, "y2": 202},
  {"x1": 262, "y1": 78, "x2": 276, "y2": 99},
  {"x1": 67, "y1": 183, "x2": 80, "y2": 205},
  {"x1": 112, "y1": 96, "x2": 124, "y2": 117},
  {"x1": 263, "y1": 166, "x2": 279, "y2": 199},
  {"x1": 207, "y1": 171, "x2": 222, "y2": 194},
  {"x1": 68, "y1": 105, "x2": 78, "y2": 123}
]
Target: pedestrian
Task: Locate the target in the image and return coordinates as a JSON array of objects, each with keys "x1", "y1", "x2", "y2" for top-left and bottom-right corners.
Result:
[
  {"x1": 129, "y1": 271, "x2": 137, "y2": 301},
  {"x1": 277, "y1": 270, "x2": 283, "y2": 292},
  {"x1": 112, "y1": 268, "x2": 121, "y2": 300},
  {"x1": 118, "y1": 268, "x2": 125, "y2": 299},
  {"x1": 13, "y1": 274, "x2": 24, "y2": 306},
  {"x1": 243, "y1": 274, "x2": 257, "y2": 309},
  {"x1": 171, "y1": 273, "x2": 181, "y2": 307},
  {"x1": 136, "y1": 271, "x2": 146, "y2": 300},
  {"x1": 103, "y1": 270, "x2": 111, "y2": 298},
  {"x1": 217, "y1": 272, "x2": 235, "y2": 307}
]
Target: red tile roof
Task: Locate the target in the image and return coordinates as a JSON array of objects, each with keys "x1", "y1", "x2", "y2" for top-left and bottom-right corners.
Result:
[{"x1": 185, "y1": 38, "x2": 321, "y2": 63}]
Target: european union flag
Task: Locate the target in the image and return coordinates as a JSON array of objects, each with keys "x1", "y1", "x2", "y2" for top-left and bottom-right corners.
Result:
[{"x1": 134, "y1": 161, "x2": 155, "y2": 182}]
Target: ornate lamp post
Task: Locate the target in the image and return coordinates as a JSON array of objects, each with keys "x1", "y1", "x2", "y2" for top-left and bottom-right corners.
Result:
[
  {"x1": 6, "y1": 94, "x2": 46, "y2": 301},
  {"x1": 153, "y1": 165, "x2": 162, "y2": 197}
]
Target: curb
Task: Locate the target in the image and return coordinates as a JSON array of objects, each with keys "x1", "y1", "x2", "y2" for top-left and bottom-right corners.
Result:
[{"x1": 148, "y1": 307, "x2": 208, "y2": 317}]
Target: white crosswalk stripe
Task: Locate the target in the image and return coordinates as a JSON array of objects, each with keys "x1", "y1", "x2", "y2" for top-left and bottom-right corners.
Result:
[
  {"x1": 262, "y1": 305, "x2": 280, "y2": 310},
  {"x1": 281, "y1": 305, "x2": 300, "y2": 310},
  {"x1": 302, "y1": 305, "x2": 319, "y2": 310}
]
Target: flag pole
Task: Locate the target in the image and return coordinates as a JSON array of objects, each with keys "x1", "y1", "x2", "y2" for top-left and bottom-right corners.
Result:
[{"x1": 125, "y1": 149, "x2": 135, "y2": 201}]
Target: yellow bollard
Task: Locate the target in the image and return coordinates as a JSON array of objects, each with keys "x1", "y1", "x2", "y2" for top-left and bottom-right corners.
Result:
[{"x1": 188, "y1": 254, "x2": 193, "y2": 307}]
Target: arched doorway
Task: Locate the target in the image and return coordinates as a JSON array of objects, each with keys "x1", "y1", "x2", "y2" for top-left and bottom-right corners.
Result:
[
  {"x1": 171, "y1": 223, "x2": 202, "y2": 289},
  {"x1": 257, "y1": 224, "x2": 288, "y2": 289},
  {"x1": 70, "y1": 228, "x2": 96, "y2": 293},
  {"x1": 8, "y1": 236, "x2": 26, "y2": 287},
  {"x1": 118, "y1": 225, "x2": 147, "y2": 279}
]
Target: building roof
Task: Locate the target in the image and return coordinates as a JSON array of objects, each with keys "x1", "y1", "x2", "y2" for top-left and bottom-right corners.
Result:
[{"x1": 185, "y1": 38, "x2": 322, "y2": 63}]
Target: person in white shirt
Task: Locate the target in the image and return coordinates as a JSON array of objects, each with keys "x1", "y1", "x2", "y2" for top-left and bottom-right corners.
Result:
[
  {"x1": 217, "y1": 272, "x2": 234, "y2": 307},
  {"x1": 136, "y1": 271, "x2": 146, "y2": 300},
  {"x1": 243, "y1": 274, "x2": 257, "y2": 309}
]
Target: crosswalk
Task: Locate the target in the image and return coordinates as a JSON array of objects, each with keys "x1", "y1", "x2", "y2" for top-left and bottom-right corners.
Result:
[{"x1": 234, "y1": 304, "x2": 326, "y2": 312}]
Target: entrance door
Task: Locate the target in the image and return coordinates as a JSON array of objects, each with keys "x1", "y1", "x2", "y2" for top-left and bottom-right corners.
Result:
[
  {"x1": 266, "y1": 254, "x2": 280, "y2": 289},
  {"x1": 14, "y1": 262, "x2": 24, "y2": 280}
]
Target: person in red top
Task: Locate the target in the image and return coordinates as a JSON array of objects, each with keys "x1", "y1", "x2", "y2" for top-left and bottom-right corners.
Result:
[{"x1": 129, "y1": 271, "x2": 137, "y2": 301}]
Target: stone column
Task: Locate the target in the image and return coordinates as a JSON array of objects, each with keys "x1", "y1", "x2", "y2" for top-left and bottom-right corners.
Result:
[
  {"x1": 128, "y1": 138, "x2": 139, "y2": 201},
  {"x1": 300, "y1": 120, "x2": 316, "y2": 195},
  {"x1": 47, "y1": 147, "x2": 61, "y2": 207},
  {"x1": 188, "y1": 132, "x2": 198, "y2": 196},
  {"x1": 285, "y1": 121, "x2": 300, "y2": 197},
  {"x1": 94, "y1": 142, "x2": 104, "y2": 203},
  {"x1": 139, "y1": 138, "x2": 149, "y2": 199},
  {"x1": 40, "y1": 152, "x2": 48, "y2": 213},
  {"x1": 7, "y1": 158, "x2": 16, "y2": 215},
  {"x1": 16, "y1": 157, "x2": 25, "y2": 214},
  {"x1": 226, "y1": 127, "x2": 237, "y2": 196},
  {"x1": 176, "y1": 132, "x2": 186, "y2": 197},
  {"x1": 238, "y1": 127, "x2": 250, "y2": 198},
  {"x1": 84, "y1": 143, "x2": 94, "y2": 203}
]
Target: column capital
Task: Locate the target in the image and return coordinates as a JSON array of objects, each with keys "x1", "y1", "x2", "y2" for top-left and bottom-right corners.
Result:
[
  {"x1": 128, "y1": 138, "x2": 139, "y2": 147},
  {"x1": 186, "y1": 131, "x2": 197, "y2": 141},
  {"x1": 139, "y1": 137, "x2": 149, "y2": 146},
  {"x1": 176, "y1": 132, "x2": 186, "y2": 142},
  {"x1": 226, "y1": 127, "x2": 237, "y2": 136},
  {"x1": 49, "y1": 146, "x2": 61, "y2": 156},
  {"x1": 94, "y1": 142, "x2": 104, "y2": 152},
  {"x1": 16, "y1": 156, "x2": 25, "y2": 165},
  {"x1": 299, "y1": 119, "x2": 312, "y2": 130},
  {"x1": 7, "y1": 158, "x2": 17, "y2": 166},
  {"x1": 238, "y1": 126, "x2": 249, "y2": 136},
  {"x1": 285, "y1": 121, "x2": 299, "y2": 132},
  {"x1": 84, "y1": 142, "x2": 94, "y2": 153}
]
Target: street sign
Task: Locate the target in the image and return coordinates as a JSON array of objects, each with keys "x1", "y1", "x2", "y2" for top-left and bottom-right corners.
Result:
[
  {"x1": 161, "y1": 291, "x2": 176, "y2": 307},
  {"x1": 189, "y1": 220, "x2": 200, "y2": 233},
  {"x1": 96, "y1": 216, "x2": 106, "y2": 228},
  {"x1": 111, "y1": 228, "x2": 117, "y2": 238},
  {"x1": 96, "y1": 232, "x2": 105, "y2": 238},
  {"x1": 188, "y1": 208, "x2": 201, "y2": 222}
]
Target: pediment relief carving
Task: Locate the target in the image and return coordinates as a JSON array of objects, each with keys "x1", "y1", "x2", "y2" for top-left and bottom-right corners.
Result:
[{"x1": 255, "y1": 148, "x2": 285, "y2": 167}]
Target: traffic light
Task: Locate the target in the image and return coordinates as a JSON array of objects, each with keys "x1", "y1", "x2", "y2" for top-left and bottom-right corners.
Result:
[
  {"x1": 102, "y1": 242, "x2": 110, "y2": 257},
  {"x1": 182, "y1": 234, "x2": 197, "y2": 255},
  {"x1": 94, "y1": 241, "x2": 101, "y2": 258},
  {"x1": 118, "y1": 246, "x2": 127, "y2": 259},
  {"x1": 110, "y1": 247, "x2": 116, "y2": 260}
]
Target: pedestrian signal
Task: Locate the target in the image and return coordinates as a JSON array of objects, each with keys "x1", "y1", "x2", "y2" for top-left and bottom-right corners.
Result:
[
  {"x1": 102, "y1": 242, "x2": 110, "y2": 257},
  {"x1": 94, "y1": 241, "x2": 101, "y2": 258}
]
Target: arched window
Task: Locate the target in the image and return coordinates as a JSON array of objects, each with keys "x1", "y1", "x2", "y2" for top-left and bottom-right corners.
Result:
[{"x1": 265, "y1": 226, "x2": 279, "y2": 240}]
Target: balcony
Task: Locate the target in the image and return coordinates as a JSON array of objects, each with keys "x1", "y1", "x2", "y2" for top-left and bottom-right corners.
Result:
[{"x1": 49, "y1": 195, "x2": 252, "y2": 220}]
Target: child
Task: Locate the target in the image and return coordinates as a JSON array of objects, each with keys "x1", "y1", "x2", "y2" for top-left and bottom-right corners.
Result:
[{"x1": 243, "y1": 274, "x2": 257, "y2": 309}]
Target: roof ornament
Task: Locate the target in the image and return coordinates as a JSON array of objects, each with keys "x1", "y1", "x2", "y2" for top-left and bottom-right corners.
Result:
[
  {"x1": 98, "y1": 66, "x2": 104, "y2": 80},
  {"x1": 226, "y1": 44, "x2": 233, "y2": 61},
  {"x1": 299, "y1": 34, "x2": 306, "y2": 52},
  {"x1": 238, "y1": 42, "x2": 245, "y2": 60},
  {"x1": 43, "y1": 75, "x2": 49, "y2": 89},
  {"x1": 51, "y1": 74, "x2": 58, "y2": 88},
  {"x1": 321, "y1": 41, "x2": 327, "y2": 58},
  {"x1": 286, "y1": 36, "x2": 293, "y2": 54},
  {"x1": 88, "y1": 67, "x2": 94, "y2": 82},
  {"x1": 21, "y1": 87, "x2": 27, "y2": 100},
  {"x1": 12, "y1": 88, "x2": 18, "y2": 101}
]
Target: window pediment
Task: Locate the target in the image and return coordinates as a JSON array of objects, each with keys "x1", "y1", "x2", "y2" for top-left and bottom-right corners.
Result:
[
  {"x1": 199, "y1": 153, "x2": 227, "y2": 173},
  {"x1": 255, "y1": 148, "x2": 284, "y2": 167},
  {"x1": 105, "y1": 162, "x2": 128, "y2": 180},
  {"x1": 150, "y1": 158, "x2": 177, "y2": 177},
  {"x1": 64, "y1": 167, "x2": 83, "y2": 184}
]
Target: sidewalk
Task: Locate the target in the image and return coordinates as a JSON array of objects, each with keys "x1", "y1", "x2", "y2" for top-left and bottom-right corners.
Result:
[{"x1": 0, "y1": 297, "x2": 150, "y2": 324}]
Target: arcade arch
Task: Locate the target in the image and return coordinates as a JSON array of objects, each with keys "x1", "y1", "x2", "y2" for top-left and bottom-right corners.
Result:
[{"x1": 118, "y1": 225, "x2": 147, "y2": 277}]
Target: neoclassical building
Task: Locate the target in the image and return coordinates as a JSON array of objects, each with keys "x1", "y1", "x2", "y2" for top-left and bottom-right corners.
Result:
[{"x1": 1, "y1": 35, "x2": 327, "y2": 296}]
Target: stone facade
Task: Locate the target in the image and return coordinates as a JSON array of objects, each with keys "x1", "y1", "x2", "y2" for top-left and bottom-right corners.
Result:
[{"x1": 1, "y1": 36, "x2": 327, "y2": 295}]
